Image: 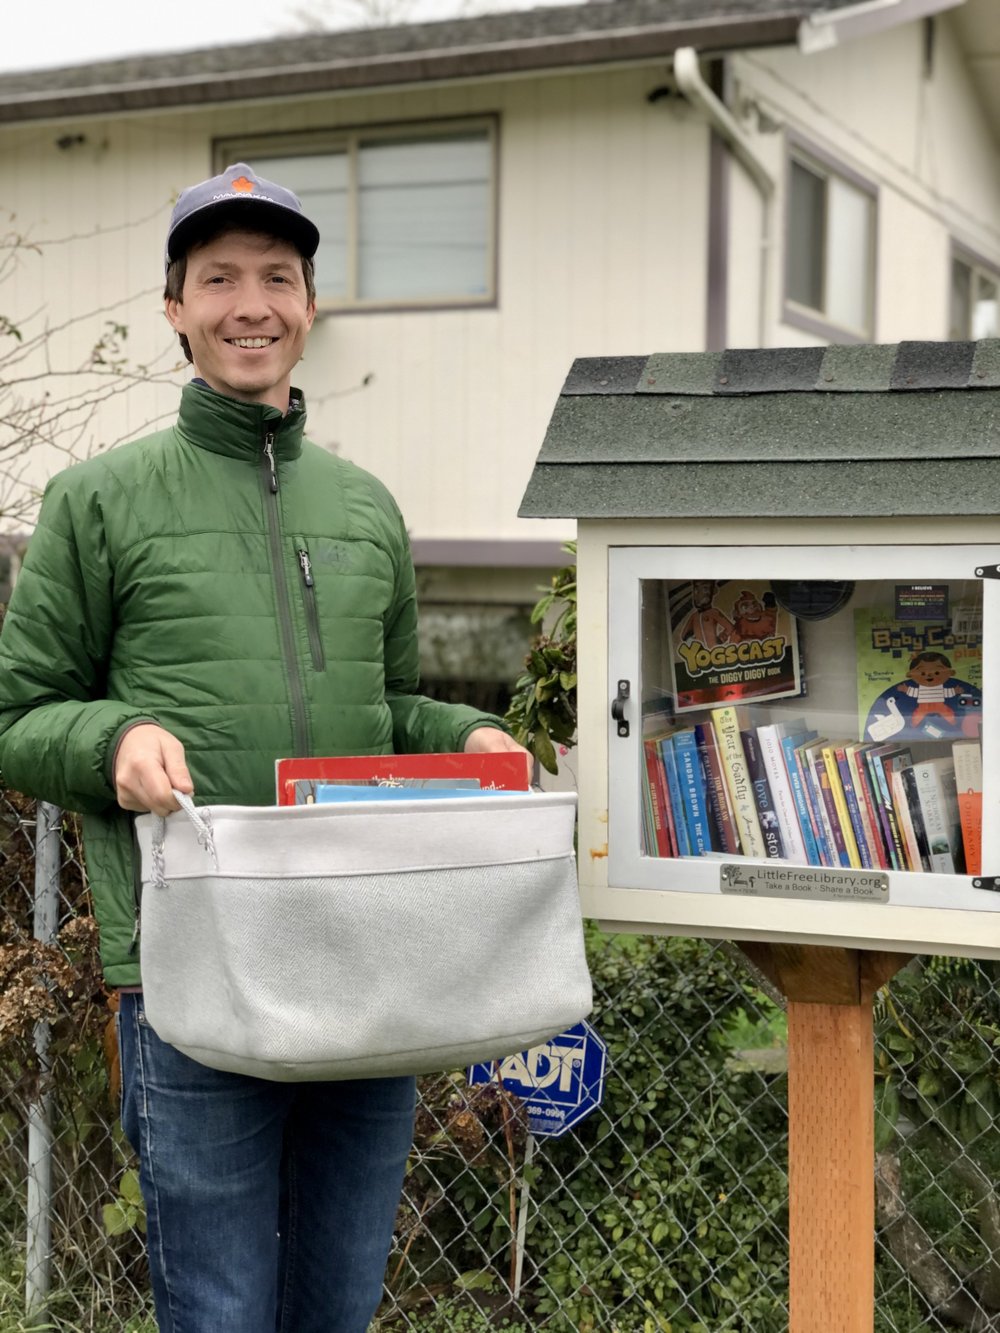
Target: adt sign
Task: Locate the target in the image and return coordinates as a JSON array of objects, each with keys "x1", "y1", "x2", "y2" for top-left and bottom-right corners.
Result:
[{"x1": 467, "y1": 1020, "x2": 606, "y2": 1139}]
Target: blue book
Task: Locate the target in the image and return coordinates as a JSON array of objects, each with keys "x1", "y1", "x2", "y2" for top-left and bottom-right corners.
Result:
[
  {"x1": 780, "y1": 729, "x2": 820, "y2": 867},
  {"x1": 672, "y1": 729, "x2": 712, "y2": 856},
  {"x1": 658, "y1": 733, "x2": 692, "y2": 857},
  {"x1": 834, "y1": 745, "x2": 874, "y2": 870},
  {"x1": 796, "y1": 740, "x2": 834, "y2": 867},
  {"x1": 314, "y1": 784, "x2": 502, "y2": 803}
]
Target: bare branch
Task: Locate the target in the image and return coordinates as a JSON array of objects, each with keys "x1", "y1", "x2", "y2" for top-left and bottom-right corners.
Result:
[
  {"x1": 276, "y1": 0, "x2": 492, "y2": 34},
  {"x1": 0, "y1": 221, "x2": 182, "y2": 529},
  {"x1": 876, "y1": 1149, "x2": 1000, "y2": 1330}
]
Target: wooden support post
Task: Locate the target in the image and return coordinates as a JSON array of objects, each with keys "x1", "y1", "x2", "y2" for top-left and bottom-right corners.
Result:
[{"x1": 739, "y1": 944, "x2": 910, "y2": 1333}]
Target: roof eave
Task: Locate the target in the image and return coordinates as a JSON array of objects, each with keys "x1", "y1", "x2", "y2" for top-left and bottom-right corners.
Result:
[{"x1": 0, "y1": 16, "x2": 801, "y2": 125}]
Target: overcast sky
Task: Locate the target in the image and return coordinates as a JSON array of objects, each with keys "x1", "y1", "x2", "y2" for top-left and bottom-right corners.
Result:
[{"x1": 3, "y1": 0, "x2": 585, "y2": 73}]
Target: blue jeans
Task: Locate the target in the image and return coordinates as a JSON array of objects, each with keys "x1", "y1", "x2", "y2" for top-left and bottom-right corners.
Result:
[{"x1": 117, "y1": 992, "x2": 416, "y2": 1333}]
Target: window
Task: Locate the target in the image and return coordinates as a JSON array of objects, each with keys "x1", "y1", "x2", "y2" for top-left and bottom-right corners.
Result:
[
  {"x1": 215, "y1": 121, "x2": 497, "y2": 309},
  {"x1": 784, "y1": 146, "x2": 876, "y2": 340},
  {"x1": 950, "y1": 251, "x2": 999, "y2": 340}
]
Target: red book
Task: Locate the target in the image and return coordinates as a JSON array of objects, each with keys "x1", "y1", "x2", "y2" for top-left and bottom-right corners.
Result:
[
  {"x1": 953, "y1": 739, "x2": 982, "y2": 875},
  {"x1": 275, "y1": 753, "x2": 531, "y2": 806},
  {"x1": 643, "y1": 736, "x2": 676, "y2": 858}
]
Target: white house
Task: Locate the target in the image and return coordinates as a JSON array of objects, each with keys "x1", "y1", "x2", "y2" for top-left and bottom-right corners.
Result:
[{"x1": 0, "y1": 0, "x2": 997, "y2": 691}]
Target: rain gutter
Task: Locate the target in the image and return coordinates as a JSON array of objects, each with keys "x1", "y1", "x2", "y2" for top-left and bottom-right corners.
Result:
[
  {"x1": 799, "y1": 0, "x2": 964, "y2": 54},
  {"x1": 673, "y1": 46, "x2": 776, "y2": 348},
  {"x1": 0, "y1": 16, "x2": 805, "y2": 125}
]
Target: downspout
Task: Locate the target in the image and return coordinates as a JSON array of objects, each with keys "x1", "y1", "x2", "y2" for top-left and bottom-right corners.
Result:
[{"x1": 673, "y1": 47, "x2": 776, "y2": 348}]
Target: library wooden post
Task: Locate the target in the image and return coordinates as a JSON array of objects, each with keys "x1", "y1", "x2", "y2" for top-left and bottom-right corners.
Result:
[{"x1": 520, "y1": 340, "x2": 1000, "y2": 1331}]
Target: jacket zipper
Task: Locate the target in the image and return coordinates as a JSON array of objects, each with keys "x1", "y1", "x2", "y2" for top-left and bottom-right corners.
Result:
[
  {"x1": 261, "y1": 429, "x2": 310, "y2": 756},
  {"x1": 297, "y1": 548, "x2": 326, "y2": 672}
]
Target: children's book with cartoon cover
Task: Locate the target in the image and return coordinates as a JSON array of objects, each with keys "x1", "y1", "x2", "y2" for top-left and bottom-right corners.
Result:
[
  {"x1": 855, "y1": 607, "x2": 982, "y2": 744},
  {"x1": 667, "y1": 579, "x2": 803, "y2": 712}
]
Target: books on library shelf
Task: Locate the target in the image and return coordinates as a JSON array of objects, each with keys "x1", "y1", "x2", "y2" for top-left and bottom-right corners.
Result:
[
  {"x1": 899, "y1": 763, "x2": 932, "y2": 872},
  {"x1": 809, "y1": 744, "x2": 851, "y2": 869},
  {"x1": 710, "y1": 706, "x2": 767, "y2": 859},
  {"x1": 832, "y1": 742, "x2": 872, "y2": 870},
  {"x1": 819, "y1": 741, "x2": 862, "y2": 870},
  {"x1": 672, "y1": 729, "x2": 713, "y2": 855},
  {"x1": 666, "y1": 579, "x2": 803, "y2": 713},
  {"x1": 694, "y1": 723, "x2": 741, "y2": 855},
  {"x1": 643, "y1": 695, "x2": 982, "y2": 875},
  {"x1": 846, "y1": 742, "x2": 890, "y2": 871},
  {"x1": 642, "y1": 734, "x2": 676, "y2": 858},
  {"x1": 274, "y1": 753, "x2": 531, "y2": 806},
  {"x1": 952, "y1": 739, "x2": 982, "y2": 876},
  {"x1": 659, "y1": 731, "x2": 692, "y2": 857},
  {"x1": 866, "y1": 745, "x2": 912, "y2": 872},
  {"x1": 640, "y1": 722, "x2": 745, "y2": 860},
  {"x1": 890, "y1": 764, "x2": 924, "y2": 873},
  {"x1": 782, "y1": 729, "x2": 821, "y2": 867},
  {"x1": 793, "y1": 737, "x2": 832, "y2": 868},
  {"x1": 740, "y1": 728, "x2": 784, "y2": 860},
  {"x1": 855, "y1": 605, "x2": 982, "y2": 745},
  {"x1": 912, "y1": 757, "x2": 963, "y2": 874},
  {"x1": 758, "y1": 721, "x2": 810, "y2": 866}
]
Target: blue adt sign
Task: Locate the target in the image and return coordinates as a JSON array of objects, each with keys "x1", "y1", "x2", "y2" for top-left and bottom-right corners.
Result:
[{"x1": 467, "y1": 1020, "x2": 606, "y2": 1139}]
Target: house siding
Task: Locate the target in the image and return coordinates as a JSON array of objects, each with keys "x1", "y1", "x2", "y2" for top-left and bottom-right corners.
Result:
[
  {"x1": 0, "y1": 13, "x2": 998, "y2": 544},
  {"x1": 726, "y1": 14, "x2": 1000, "y2": 347},
  {"x1": 0, "y1": 66, "x2": 708, "y2": 545}
]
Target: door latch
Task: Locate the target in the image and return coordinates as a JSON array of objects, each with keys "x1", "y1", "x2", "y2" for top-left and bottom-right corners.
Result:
[{"x1": 611, "y1": 679, "x2": 630, "y2": 738}]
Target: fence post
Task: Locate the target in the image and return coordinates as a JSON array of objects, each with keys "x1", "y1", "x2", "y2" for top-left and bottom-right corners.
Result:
[{"x1": 26, "y1": 801, "x2": 61, "y2": 1321}]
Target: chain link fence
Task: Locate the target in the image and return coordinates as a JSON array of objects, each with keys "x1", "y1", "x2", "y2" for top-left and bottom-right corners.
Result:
[{"x1": 3, "y1": 790, "x2": 1000, "y2": 1332}]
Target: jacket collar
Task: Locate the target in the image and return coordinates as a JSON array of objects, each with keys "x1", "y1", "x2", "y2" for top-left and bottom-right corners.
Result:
[{"x1": 175, "y1": 380, "x2": 306, "y2": 462}]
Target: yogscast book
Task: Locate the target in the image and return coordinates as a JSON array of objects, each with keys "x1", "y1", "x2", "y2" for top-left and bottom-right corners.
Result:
[
  {"x1": 275, "y1": 753, "x2": 531, "y2": 806},
  {"x1": 667, "y1": 580, "x2": 802, "y2": 712},
  {"x1": 855, "y1": 606, "x2": 982, "y2": 744}
]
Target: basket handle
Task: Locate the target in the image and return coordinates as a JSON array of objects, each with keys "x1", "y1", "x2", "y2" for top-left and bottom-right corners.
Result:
[{"x1": 150, "y1": 789, "x2": 219, "y2": 889}]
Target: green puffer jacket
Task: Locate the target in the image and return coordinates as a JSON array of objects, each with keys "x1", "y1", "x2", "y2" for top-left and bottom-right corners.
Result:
[{"x1": 0, "y1": 382, "x2": 504, "y2": 986}]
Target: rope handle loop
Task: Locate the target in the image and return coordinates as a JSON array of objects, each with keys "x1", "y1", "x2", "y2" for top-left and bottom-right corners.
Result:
[{"x1": 150, "y1": 789, "x2": 218, "y2": 889}]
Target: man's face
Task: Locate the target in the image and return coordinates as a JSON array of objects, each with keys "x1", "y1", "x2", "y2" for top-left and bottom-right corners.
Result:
[
  {"x1": 692, "y1": 581, "x2": 715, "y2": 610},
  {"x1": 165, "y1": 230, "x2": 316, "y2": 413},
  {"x1": 735, "y1": 594, "x2": 763, "y2": 622}
]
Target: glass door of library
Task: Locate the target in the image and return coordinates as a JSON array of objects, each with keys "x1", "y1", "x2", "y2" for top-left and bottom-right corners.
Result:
[{"x1": 607, "y1": 545, "x2": 999, "y2": 913}]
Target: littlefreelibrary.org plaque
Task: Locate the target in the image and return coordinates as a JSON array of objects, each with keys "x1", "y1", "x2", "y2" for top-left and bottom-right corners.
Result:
[{"x1": 720, "y1": 863, "x2": 890, "y2": 904}]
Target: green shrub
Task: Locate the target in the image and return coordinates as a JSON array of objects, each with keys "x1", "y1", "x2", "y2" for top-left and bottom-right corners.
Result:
[
  {"x1": 383, "y1": 931, "x2": 789, "y2": 1331},
  {"x1": 520, "y1": 932, "x2": 789, "y2": 1332}
]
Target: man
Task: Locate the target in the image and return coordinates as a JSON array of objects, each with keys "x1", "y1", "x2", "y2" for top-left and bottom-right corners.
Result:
[
  {"x1": 0, "y1": 163, "x2": 527, "y2": 1333},
  {"x1": 676, "y1": 579, "x2": 734, "y2": 649}
]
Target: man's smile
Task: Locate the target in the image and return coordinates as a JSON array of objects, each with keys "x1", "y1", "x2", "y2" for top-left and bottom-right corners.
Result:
[{"x1": 226, "y1": 336, "x2": 277, "y2": 348}]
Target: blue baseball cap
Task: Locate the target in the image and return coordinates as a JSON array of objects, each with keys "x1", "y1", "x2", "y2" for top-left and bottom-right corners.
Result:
[{"x1": 165, "y1": 162, "x2": 320, "y2": 270}]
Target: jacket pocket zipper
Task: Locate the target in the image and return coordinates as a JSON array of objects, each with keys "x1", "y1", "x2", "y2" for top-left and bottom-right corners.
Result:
[{"x1": 297, "y1": 548, "x2": 326, "y2": 672}]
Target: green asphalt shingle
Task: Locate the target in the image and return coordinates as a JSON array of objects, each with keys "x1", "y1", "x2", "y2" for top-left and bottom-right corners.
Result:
[{"x1": 521, "y1": 340, "x2": 1000, "y2": 519}]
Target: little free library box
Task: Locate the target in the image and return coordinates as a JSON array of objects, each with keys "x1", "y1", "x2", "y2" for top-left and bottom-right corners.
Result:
[{"x1": 521, "y1": 340, "x2": 1000, "y2": 960}]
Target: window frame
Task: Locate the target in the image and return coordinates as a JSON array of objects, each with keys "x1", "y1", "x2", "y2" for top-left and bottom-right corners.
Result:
[
  {"x1": 949, "y1": 242, "x2": 1000, "y2": 341},
  {"x1": 214, "y1": 116, "x2": 500, "y2": 314},
  {"x1": 782, "y1": 134, "x2": 878, "y2": 344}
]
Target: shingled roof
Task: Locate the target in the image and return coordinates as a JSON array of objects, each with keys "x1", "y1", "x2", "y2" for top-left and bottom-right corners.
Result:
[
  {"x1": 518, "y1": 341, "x2": 1000, "y2": 520},
  {"x1": 0, "y1": 0, "x2": 878, "y2": 124}
]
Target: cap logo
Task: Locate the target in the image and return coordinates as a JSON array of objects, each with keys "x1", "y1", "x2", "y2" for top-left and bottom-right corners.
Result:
[{"x1": 231, "y1": 176, "x2": 255, "y2": 193}]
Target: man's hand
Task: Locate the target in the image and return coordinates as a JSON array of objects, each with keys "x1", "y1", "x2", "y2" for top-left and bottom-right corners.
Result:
[
  {"x1": 463, "y1": 726, "x2": 533, "y2": 786},
  {"x1": 114, "y1": 723, "x2": 194, "y2": 816}
]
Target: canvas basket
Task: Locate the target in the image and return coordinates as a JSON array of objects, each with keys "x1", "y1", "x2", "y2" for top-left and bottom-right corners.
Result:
[{"x1": 134, "y1": 790, "x2": 591, "y2": 1081}]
